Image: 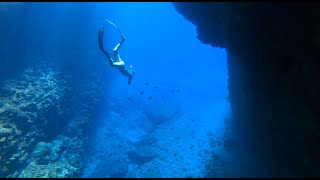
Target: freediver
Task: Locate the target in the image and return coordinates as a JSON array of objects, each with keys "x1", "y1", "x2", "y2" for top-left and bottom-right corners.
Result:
[{"x1": 98, "y1": 20, "x2": 135, "y2": 85}]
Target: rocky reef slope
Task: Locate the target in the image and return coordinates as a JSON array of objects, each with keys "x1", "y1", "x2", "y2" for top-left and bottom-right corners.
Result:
[{"x1": 0, "y1": 59, "x2": 107, "y2": 177}]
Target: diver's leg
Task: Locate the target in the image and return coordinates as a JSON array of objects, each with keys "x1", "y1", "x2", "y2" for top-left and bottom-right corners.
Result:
[
  {"x1": 112, "y1": 34, "x2": 126, "y2": 63},
  {"x1": 113, "y1": 33, "x2": 126, "y2": 53},
  {"x1": 98, "y1": 26, "x2": 114, "y2": 66},
  {"x1": 98, "y1": 26, "x2": 107, "y2": 53}
]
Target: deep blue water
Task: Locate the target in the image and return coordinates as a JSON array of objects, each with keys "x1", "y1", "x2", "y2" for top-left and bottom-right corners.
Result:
[{"x1": 0, "y1": 2, "x2": 232, "y2": 178}]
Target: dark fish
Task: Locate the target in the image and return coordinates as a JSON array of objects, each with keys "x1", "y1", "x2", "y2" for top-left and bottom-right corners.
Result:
[
  {"x1": 190, "y1": 145, "x2": 193, "y2": 149},
  {"x1": 149, "y1": 96, "x2": 152, "y2": 100},
  {"x1": 177, "y1": 90, "x2": 181, "y2": 92},
  {"x1": 170, "y1": 128, "x2": 174, "y2": 131},
  {"x1": 173, "y1": 153, "x2": 177, "y2": 157},
  {"x1": 128, "y1": 98, "x2": 132, "y2": 100},
  {"x1": 155, "y1": 86, "x2": 157, "y2": 88},
  {"x1": 140, "y1": 91, "x2": 144, "y2": 95},
  {"x1": 146, "y1": 83, "x2": 150, "y2": 85},
  {"x1": 109, "y1": 153, "x2": 112, "y2": 157},
  {"x1": 171, "y1": 90, "x2": 175, "y2": 92}
]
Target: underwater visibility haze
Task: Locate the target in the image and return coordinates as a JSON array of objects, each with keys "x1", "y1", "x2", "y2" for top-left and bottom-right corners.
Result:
[{"x1": 0, "y1": 2, "x2": 255, "y2": 178}]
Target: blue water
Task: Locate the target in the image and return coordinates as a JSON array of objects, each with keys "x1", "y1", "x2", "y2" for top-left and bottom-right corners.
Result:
[{"x1": 0, "y1": 2, "x2": 230, "y2": 178}]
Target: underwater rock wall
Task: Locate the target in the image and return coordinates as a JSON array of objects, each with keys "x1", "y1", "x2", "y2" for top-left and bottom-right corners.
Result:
[
  {"x1": 0, "y1": 61, "x2": 72, "y2": 177},
  {"x1": 173, "y1": 2, "x2": 320, "y2": 177},
  {"x1": 0, "y1": 58, "x2": 107, "y2": 177}
]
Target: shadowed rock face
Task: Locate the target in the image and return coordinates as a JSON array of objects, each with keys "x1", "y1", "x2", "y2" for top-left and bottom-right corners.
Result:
[{"x1": 173, "y1": 2, "x2": 320, "y2": 178}]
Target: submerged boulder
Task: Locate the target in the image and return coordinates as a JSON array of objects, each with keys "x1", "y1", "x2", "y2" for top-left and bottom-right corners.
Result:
[
  {"x1": 91, "y1": 156, "x2": 129, "y2": 178},
  {"x1": 127, "y1": 145, "x2": 159, "y2": 165}
]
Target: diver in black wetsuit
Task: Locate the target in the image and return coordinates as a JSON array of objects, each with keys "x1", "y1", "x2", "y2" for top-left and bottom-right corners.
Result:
[{"x1": 98, "y1": 26, "x2": 135, "y2": 85}]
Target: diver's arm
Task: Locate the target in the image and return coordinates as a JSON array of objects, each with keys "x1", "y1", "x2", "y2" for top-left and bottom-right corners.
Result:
[
  {"x1": 127, "y1": 70, "x2": 135, "y2": 85},
  {"x1": 128, "y1": 77, "x2": 133, "y2": 85},
  {"x1": 117, "y1": 68, "x2": 134, "y2": 85},
  {"x1": 98, "y1": 27, "x2": 114, "y2": 66}
]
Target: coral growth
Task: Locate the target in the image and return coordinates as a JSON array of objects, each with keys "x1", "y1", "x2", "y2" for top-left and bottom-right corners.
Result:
[
  {"x1": 0, "y1": 61, "x2": 71, "y2": 178},
  {"x1": 19, "y1": 135, "x2": 84, "y2": 178},
  {"x1": 0, "y1": 59, "x2": 106, "y2": 178}
]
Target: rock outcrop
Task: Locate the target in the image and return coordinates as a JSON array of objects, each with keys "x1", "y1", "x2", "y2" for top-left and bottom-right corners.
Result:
[
  {"x1": 0, "y1": 61, "x2": 72, "y2": 177},
  {"x1": 90, "y1": 156, "x2": 129, "y2": 178},
  {"x1": 19, "y1": 135, "x2": 84, "y2": 178},
  {"x1": 173, "y1": 2, "x2": 320, "y2": 178},
  {"x1": 0, "y1": 58, "x2": 108, "y2": 178}
]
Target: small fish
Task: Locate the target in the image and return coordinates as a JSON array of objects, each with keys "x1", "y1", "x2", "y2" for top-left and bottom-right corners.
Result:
[
  {"x1": 154, "y1": 86, "x2": 158, "y2": 88},
  {"x1": 176, "y1": 90, "x2": 181, "y2": 92},
  {"x1": 128, "y1": 98, "x2": 132, "y2": 100},
  {"x1": 149, "y1": 96, "x2": 152, "y2": 100},
  {"x1": 171, "y1": 90, "x2": 175, "y2": 92},
  {"x1": 173, "y1": 153, "x2": 177, "y2": 157},
  {"x1": 146, "y1": 83, "x2": 150, "y2": 85},
  {"x1": 170, "y1": 128, "x2": 174, "y2": 131},
  {"x1": 140, "y1": 91, "x2": 144, "y2": 95},
  {"x1": 190, "y1": 145, "x2": 193, "y2": 149},
  {"x1": 109, "y1": 153, "x2": 112, "y2": 157}
]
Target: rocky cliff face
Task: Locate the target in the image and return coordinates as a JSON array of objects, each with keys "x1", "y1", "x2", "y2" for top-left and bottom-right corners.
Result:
[
  {"x1": 173, "y1": 2, "x2": 320, "y2": 177},
  {"x1": 0, "y1": 61, "x2": 72, "y2": 177},
  {"x1": 0, "y1": 58, "x2": 108, "y2": 178}
]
